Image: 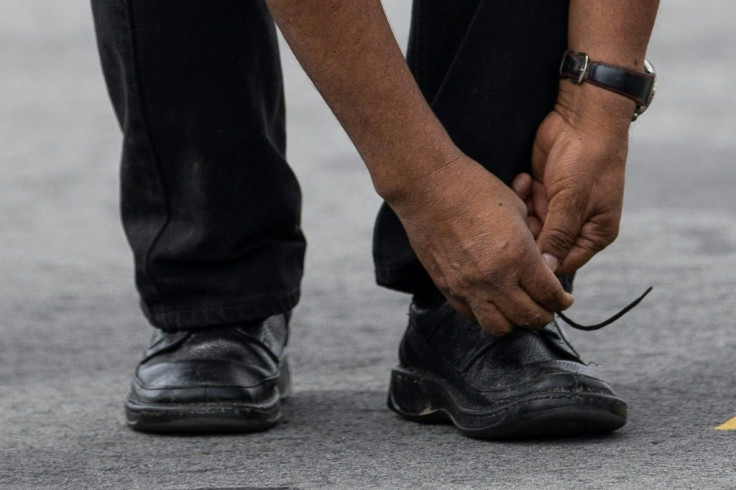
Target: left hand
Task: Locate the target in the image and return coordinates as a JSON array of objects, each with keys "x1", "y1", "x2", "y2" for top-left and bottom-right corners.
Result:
[{"x1": 512, "y1": 83, "x2": 634, "y2": 275}]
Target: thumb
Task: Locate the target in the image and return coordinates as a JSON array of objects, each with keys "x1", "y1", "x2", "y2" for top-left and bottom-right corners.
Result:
[{"x1": 536, "y1": 198, "x2": 583, "y2": 273}]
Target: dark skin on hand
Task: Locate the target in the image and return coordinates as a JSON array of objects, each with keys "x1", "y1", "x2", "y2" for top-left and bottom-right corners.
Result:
[{"x1": 266, "y1": 0, "x2": 659, "y2": 336}]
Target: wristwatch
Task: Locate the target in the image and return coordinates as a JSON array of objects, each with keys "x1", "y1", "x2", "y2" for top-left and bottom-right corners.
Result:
[{"x1": 559, "y1": 50, "x2": 657, "y2": 121}]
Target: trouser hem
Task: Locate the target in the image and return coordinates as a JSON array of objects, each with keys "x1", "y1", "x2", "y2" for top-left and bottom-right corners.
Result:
[
  {"x1": 141, "y1": 288, "x2": 301, "y2": 330},
  {"x1": 375, "y1": 263, "x2": 434, "y2": 296}
]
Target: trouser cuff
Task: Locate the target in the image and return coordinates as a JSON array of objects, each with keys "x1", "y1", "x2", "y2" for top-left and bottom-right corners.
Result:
[{"x1": 141, "y1": 288, "x2": 301, "y2": 330}]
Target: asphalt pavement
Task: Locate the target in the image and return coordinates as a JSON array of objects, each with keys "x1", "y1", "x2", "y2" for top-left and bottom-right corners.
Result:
[{"x1": 1, "y1": 1, "x2": 735, "y2": 488}]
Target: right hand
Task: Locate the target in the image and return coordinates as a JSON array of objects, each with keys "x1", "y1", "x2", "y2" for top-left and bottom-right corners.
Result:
[{"x1": 388, "y1": 155, "x2": 574, "y2": 336}]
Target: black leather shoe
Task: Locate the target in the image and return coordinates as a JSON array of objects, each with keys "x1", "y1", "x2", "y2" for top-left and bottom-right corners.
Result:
[
  {"x1": 388, "y1": 301, "x2": 627, "y2": 438},
  {"x1": 124, "y1": 313, "x2": 290, "y2": 433}
]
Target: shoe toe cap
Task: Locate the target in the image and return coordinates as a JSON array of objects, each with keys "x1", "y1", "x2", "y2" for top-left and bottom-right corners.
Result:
[
  {"x1": 130, "y1": 360, "x2": 280, "y2": 405},
  {"x1": 465, "y1": 360, "x2": 620, "y2": 407}
]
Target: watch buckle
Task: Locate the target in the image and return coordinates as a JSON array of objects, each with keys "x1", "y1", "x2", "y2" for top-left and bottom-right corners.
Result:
[{"x1": 560, "y1": 50, "x2": 589, "y2": 84}]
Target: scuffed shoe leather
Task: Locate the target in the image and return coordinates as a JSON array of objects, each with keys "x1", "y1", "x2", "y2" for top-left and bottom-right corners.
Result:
[
  {"x1": 388, "y1": 301, "x2": 627, "y2": 438},
  {"x1": 125, "y1": 313, "x2": 290, "y2": 433}
]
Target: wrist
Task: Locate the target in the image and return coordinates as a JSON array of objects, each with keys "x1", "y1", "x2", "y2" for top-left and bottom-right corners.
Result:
[
  {"x1": 555, "y1": 81, "x2": 633, "y2": 138},
  {"x1": 559, "y1": 49, "x2": 656, "y2": 123},
  {"x1": 368, "y1": 130, "x2": 463, "y2": 204}
]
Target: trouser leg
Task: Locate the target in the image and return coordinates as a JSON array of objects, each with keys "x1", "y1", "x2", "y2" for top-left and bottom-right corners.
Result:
[
  {"x1": 373, "y1": 0, "x2": 572, "y2": 295},
  {"x1": 92, "y1": 0, "x2": 305, "y2": 330}
]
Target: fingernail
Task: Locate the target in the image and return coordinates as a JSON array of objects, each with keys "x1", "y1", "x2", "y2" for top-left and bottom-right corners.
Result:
[{"x1": 543, "y1": 253, "x2": 559, "y2": 271}]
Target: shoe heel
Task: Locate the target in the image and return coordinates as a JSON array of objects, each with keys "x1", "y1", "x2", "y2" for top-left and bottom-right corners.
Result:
[{"x1": 387, "y1": 368, "x2": 450, "y2": 424}]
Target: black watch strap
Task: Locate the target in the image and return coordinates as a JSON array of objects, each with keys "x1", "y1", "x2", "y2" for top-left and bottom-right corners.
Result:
[{"x1": 560, "y1": 50, "x2": 656, "y2": 120}]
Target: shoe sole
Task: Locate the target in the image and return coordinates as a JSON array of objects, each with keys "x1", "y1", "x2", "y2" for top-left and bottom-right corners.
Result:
[
  {"x1": 387, "y1": 366, "x2": 627, "y2": 439},
  {"x1": 124, "y1": 359, "x2": 292, "y2": 434}
]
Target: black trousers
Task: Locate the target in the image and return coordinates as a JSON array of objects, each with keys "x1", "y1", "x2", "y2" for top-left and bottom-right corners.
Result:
[{"x1": 91, "y1": 0, "x2": 569, "y2": 330}]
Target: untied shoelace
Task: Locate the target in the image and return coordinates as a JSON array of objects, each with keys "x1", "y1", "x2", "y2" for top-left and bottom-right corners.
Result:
[{"x1": 556, "y1": 286, "x2": 653, "y2": 331}]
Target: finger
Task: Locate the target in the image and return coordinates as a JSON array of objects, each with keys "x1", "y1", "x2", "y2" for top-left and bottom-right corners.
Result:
[
  {"x1": 526, "y1": 197, "x2": 534, "y2": 216},
  {"x1": 468, "y1": 300, "x2": 515, "y2": 337},
  {"x1": 491, "y1": 290, "x2": 554, "y2": 330},
  {"x1": 557, "y1": 220, "x2": 618, "y2": 274},
  {"x1": 531, "y1": 179, "x2": 548, "y2": 221},
  {"x1": 535, "y1": 196, "x2": 585, "y2": 273},
  {"x1": 557, "y1": 244, "x2": 597, "y2": 275},
  {"x1": 444, "y1": 294, "x2": 475, "y2": 321},
  {"x1": 520, "y1": 255, "x2": 575, "y2": 312},
  {"x1": 511, "y1": 173, "x2": 532, "y2": 201},
  {"x1": 526, "y1": 215, "x2": 543, "y2": 239}
]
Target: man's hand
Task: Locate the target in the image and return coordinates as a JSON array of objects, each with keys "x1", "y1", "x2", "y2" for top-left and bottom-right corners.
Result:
[
  {"x1": 390, "y1": 155, "x2": 574, "y2": 336},
  {"x1": 514, "y1": 0, "x2": 658, "y2": 274},
  {"x1": 513, "y1": 82, "x2": 633, "y2": 275}
]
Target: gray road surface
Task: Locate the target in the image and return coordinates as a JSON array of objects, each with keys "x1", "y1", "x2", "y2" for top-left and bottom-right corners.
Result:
[{"x1": 1, "y1": 1, "x2": 735, "y2": 488}]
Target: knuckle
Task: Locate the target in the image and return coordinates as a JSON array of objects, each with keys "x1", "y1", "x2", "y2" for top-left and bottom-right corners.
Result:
[
  {"x1": 455, "y1": 274, "x2": 474, "y2": 291},
  {"x1": 473, "y1": 303, "x2": 513, "y2": 337},
  {"x1": 579, "y1": 241, "x2": 603, "y2": 256},
  {"x1": 579, "y1": 231, "x2": 614, "y2": 255},
  {"x1": 536, "y1": 286, "x2": 566, "y2": 311},
  {"x1": 544, "y1": 227, "x2": 577, "y2": 252},
  {"x1": 444, "y1": 289, "x2": 466, "y2": 307},
  {"x1": 536, "y1": 279, "x2": 561, "y2": 300},
  {"x1": 447, "y1": 272, "x2": 474, "y2": 295},
  {"x1": 556, "y1": 188, "x2": 588, "y2": 210},
  {"x1": 605, "y1": 223, "x2": 620, "y2": 242},
  {"x1": 447, "y1": 298, "x2": 473, "y2": 320},
  {"x1": 516, "y1": 307, "x2": 552, "y2": 329}
]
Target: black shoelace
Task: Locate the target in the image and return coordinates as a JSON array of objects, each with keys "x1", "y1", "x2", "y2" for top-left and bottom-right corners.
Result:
[{"x1": 556, "y1": 286, "x2": 653, "y2": 331}]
